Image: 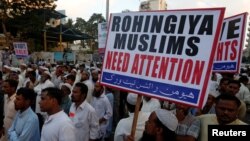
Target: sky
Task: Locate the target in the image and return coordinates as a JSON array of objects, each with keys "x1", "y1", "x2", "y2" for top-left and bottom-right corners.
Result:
[{"x1": 55, "y1": 0, "x2": 250, "y2": 21}]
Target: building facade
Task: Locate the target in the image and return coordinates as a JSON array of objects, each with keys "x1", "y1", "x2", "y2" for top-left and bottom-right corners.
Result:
[{"x1": 139, "y1": 0, "x2": 167, "y2": 11}]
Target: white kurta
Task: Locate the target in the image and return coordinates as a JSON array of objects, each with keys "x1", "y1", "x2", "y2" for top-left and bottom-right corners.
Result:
[
  {"x1": 34, "y1": 79, "x2": 55, "y2": 114},
  {"x1": 1, "y1": 94, "x2": 17, "y2": 141},
  {"x1": 141, "y1": 98, "x2": 161, "y2": 113},
  {"x1": 114, "y1": 112, "x2": 150, "y2": 141},
  {"x1": 82, "y1": 79, "x2": 94, "y2": 103},
  {"x1": 41, "y1": 111, "x2": 76, "y2": 141},
  {"x1": 69, "y1": 101, "x2": 100, "y2": 141},
  {"x1": 91, "y1": 94, "x2": 113, "y2": 138}
]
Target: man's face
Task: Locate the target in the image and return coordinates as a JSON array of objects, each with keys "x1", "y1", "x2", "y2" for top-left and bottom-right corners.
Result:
[
  {"x1": 14, "y1": 94, "x2": 27, "y2": 111},
  {"x1": 9, "y1": 72, "x2": 19, "y2": 81},
  {"x1": 175, "y1": 103, "x2": 190, "y2": 114},
  {"x1": 226, "y1": 83, "x2": 240, "y2": 95},
  {"x1": 2, "y1": 82, "x2": 12, "y2": 94},
  {"x1": 220, "y1": 80, "x2": 229, "y2": 92},
  {"x1": 40, "y1": 73, "x2": 48, "y2": 83},
  {"x1": 71, "y1": 86, "x2": 85, "y2": 103},
  {"x1": 81, "y1": 72, "x2": 89, "y2": 81},
  {"x1": 91, "y1": 71, "x2": 99, "y2": 82},
  {"x1": 39, "y1": 91, "x2": 53, "y2": 112},
  {"x1": 93, "y1": 83, "x2": 103, "y2": 97},
  {"x1": 144, "y1": 112, "x2": 158, "y2": 136},
  {"x1": 215, "y1": 99, "x2": 239, "y2": 125}
]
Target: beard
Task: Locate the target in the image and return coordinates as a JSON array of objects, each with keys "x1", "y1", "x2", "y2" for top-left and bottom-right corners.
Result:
[
  {"x1": 93, "y1": 89, "x2": 102, "y2": 97},
  {"x1": 140, "y1": 131, "x2": 156, "y2": 141},
  {"x1": 92, "y1": 77, "x2": 98, "y2": 83}
]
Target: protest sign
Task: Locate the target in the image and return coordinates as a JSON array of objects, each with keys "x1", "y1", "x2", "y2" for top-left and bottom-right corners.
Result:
[
  {"x1": 101, "y1": 8, "x2": 225, "y2": 108},
  {"x1": 13, "y1": 42, "x2": 29, "y2": 58},
  {"x1": 213, "y1": 12, "x2": 248, "y2": 73},
  {"x1": 98, "y1": 22, "x2": 108, "y2": 54}
]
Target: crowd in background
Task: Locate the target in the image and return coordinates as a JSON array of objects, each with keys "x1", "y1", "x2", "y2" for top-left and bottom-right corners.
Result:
[{"x1": 0, "y1": 59, "x2": 249, "y2": 141}]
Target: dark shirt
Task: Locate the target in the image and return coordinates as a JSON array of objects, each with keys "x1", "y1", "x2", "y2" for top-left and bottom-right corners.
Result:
[{"x1": 0, "y1": 89, "x2": 4, "y2": 127}]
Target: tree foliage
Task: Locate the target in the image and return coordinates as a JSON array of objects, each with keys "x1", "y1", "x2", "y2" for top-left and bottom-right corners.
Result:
[
  {"x1": 72, "y1": 13, "x2": 105, "y2": 51},
  {"x1": 0, "y1": 0, "x2": 57, "y2": 51}
]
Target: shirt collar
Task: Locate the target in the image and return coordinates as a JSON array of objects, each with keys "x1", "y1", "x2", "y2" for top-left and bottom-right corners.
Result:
[
  {"x1": 45, "y1": 110, "x2": 64, "y2": 124},
  {"x1": 18, "y1": 107, "x2": 32, "y2": 118}
]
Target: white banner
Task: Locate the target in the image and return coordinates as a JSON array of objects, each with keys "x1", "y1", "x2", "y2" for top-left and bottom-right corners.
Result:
[
  {"x1": 213, "y1": 12, "x2": 248, "y2": 73},
  {"x1": 101, "y1": 8, "x2": 225, "y2": 108}
]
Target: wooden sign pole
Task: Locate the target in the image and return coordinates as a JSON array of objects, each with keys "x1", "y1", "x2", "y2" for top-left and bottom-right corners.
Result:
[{"x1": 130, "y1": 94, "x2": 142, "y2": 138}]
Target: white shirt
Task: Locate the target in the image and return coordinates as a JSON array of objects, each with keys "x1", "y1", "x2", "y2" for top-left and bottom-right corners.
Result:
[
  {"x1": 41, "y1": 111, "x2": 76, "y2": 141},
  {"x1": 69, "y1": 101, "x2": 99, "y2": 141},
  {"x1": 82, "y1": 79, "x2": 94, "y2": 103},
  {"x1": 34, "y1": 79, "x2": 55, "y2": 114},
  {"x1": 114, "y1": 112, "x2": 150, "y2": 141},
  {"x1": 91, "y1": 94, "x2": 113, "y2": 138},
  {"x1": 141, "y1": 98, "x2": 161, "y2": 113},
  {"x1": 236, "y1": 83, "x2": 250, "y2": 104},
  {"x1": 1, "y1": 94, "x2": 17, "y2": 141}
]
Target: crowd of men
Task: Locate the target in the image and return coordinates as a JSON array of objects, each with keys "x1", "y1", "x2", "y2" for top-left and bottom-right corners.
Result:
[{"x1": 0, "y1": 61, "x2": 249, "y2": 141}]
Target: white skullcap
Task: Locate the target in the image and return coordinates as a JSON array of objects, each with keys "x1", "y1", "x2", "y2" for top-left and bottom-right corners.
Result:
[
  {"x1": 27, "y1": 68, "x2": 33, "y2": 72},
  {"x1": 20, "y1": 63, "x2": 27, "y2": 67},
  {"x1": 3, "y1": 65, "x2": 10, "y2": 69},
  {"x1": 11, "y1": 67, "x2": 21, "y2": 73},
  {"x1": 43, "y1": 71, "x2": 52, "y2": 78},
  {"x1": 155, "y1": 109, "x2": 178, "y2": 131},
  {"x1": 60, "y1": 83, "x2": 72, "y2": 90},
  {"x1": 242, "y1": 73, "x2": 248, "y2": 77},
  {"x1": 208, "y1": 80, "x2": 219, "y2": 92},
  {"x1": 127, "y1": 93, "x2": 141, "y2": 105},
  {"x1": 71, "y1": 69, "x2": 77, "y2": 72}
]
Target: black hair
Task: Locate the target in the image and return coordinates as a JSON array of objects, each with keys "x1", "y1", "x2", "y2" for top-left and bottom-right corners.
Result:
[
  {"x1": 219, "y1": 77, "x2": 230, "y2": 85},
  {"x1": 16, "y1": 87, "x2": 37, "y2": 102},
  {"x1": 4, "y1": 79, "x2": 18, "y2": 89},
  {"x1": 42, "y1": 87, "x2": 62, "y2": 105},
  {"x1": 215, "y1": 93, "x2": 241, "y2": 108},
  {"x1": 228, "y1": 79, "x2": 241, "y2": 88},
  {"x1": 66, "y1": 74, "x2": 76, "y2": 82},
  {"x1": 74, "y1": 82, "x2": 88, "y2": 96},
  {"x1": 239, "y1": 75, "x2": 249, "y2": 83}
]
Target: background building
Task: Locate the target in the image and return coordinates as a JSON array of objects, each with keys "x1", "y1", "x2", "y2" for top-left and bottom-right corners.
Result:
[{"x1": 139, "y1": 0, "x2": 167, "y2": 11}]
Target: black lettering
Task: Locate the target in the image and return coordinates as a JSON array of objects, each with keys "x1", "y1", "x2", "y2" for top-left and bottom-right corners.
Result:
[
  {"x1": 166, "y1": 36, "x2": 185, "y2": 55},
  {"x1": 132, "y1": 16, "x2": 143, "y2": 32},
  {"x1": 227, "y1": 18, "x2": 240, "y2": 39},
  {"x1": 113, "y1": 34, "x2": 127, "y2": 49},
  {"x1": 178, "y1": 15, "x2": 186, "y2": 34},
  {"x1": 186, "y1": 36, "x2": 199, "y2": 56},
  {"x1": 138, "y1": 34, "x2": 149, "y2": 51},
  {"x1": 164, "y1": 15, "x2": 177, "y2": 34},
  {"x1": 122, "y1": 16, "x2": 132, "y2": 32},
  {"x1": 149, "y1": 35, "x2": 157, "y2": 52},
  {"x1": 159, "y1": 35, "x2": 167, "y2": 53},
  {"x1": 198, "y1": 15, "x2": 213, "y2": 35},
  {"x1": 150, "y1": 15, "x2": 164, "y2": 33},
  {"x1": 111, "y1": 16, "x2": 121, "y2": 31},
  {"x1": 189, "y1": 15, "x2": 201, "y2": 34},
  {"x1": 127, "y1": 34, "x2": 138, "y2": 50},
  {"x1": 143, "y1": 15, "x2": 151, "y2": 32}
]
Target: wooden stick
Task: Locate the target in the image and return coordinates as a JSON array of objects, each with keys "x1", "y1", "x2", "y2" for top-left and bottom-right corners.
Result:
[{"x1": 130, "y1": 94, "x2": 142, "y2": 138}]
